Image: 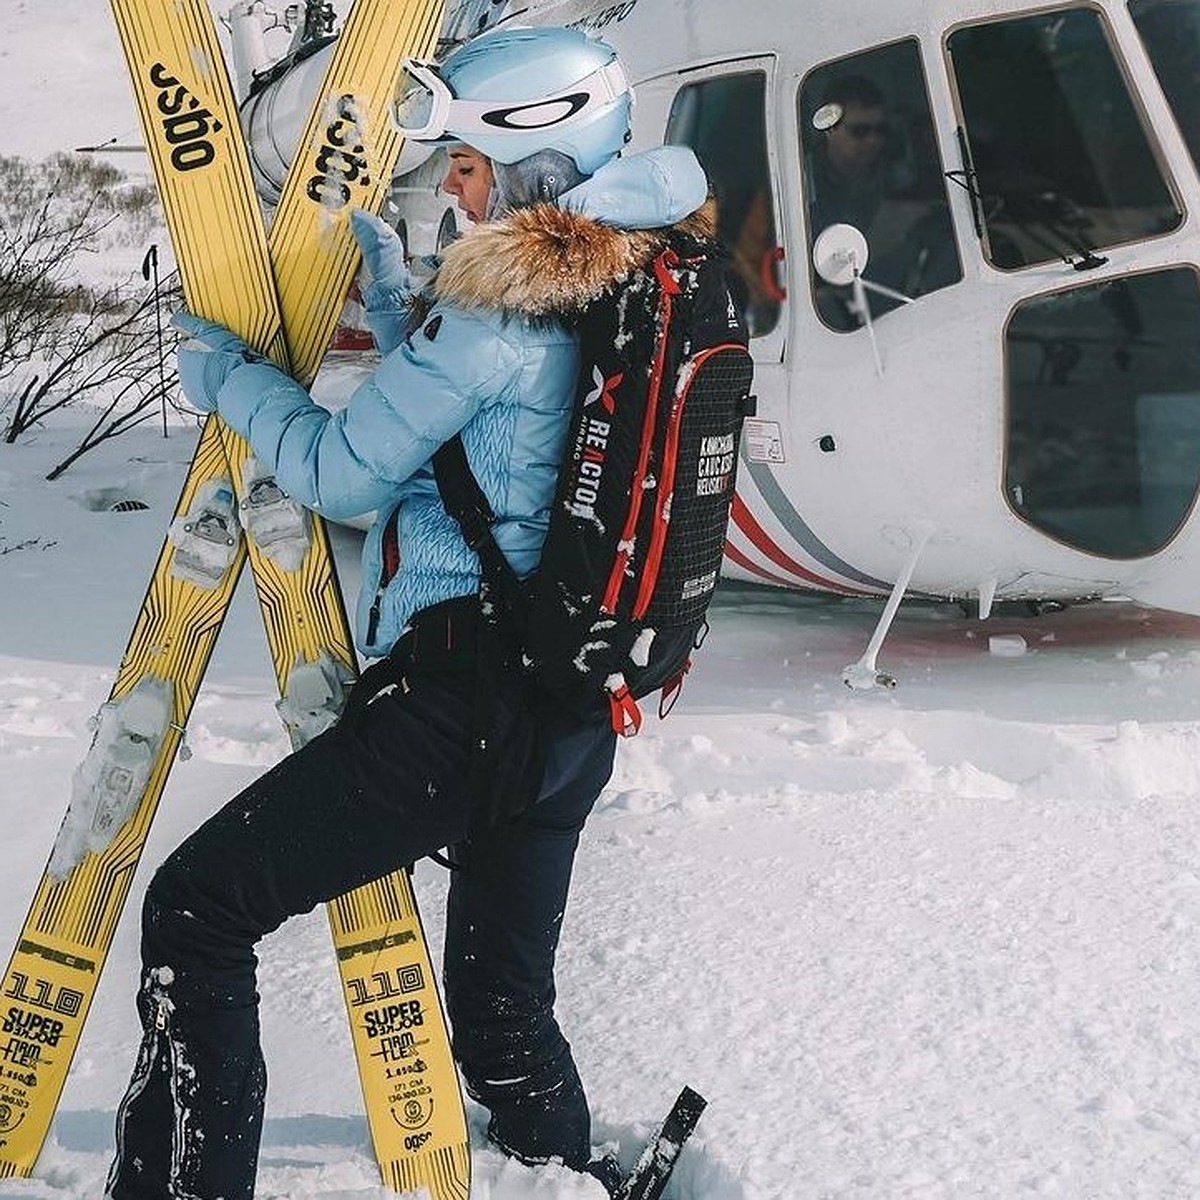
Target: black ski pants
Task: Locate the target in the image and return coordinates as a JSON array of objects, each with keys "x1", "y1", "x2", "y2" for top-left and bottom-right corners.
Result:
[{"x1": 106, "y1": 599, "x2": 616, "y2": 1200}]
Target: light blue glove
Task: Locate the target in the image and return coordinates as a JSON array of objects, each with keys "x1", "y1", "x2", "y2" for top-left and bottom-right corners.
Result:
[
  {"x1": 173, "y1": 311, "x2": 261, "y2": 414},
  {"x1": 350, "y1": 209, "x2": 412, "y2": 354}
]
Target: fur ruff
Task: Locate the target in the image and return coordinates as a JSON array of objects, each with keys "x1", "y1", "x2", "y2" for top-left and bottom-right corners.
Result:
[{"x1": 432, "y1": 199, "x2": 717, "y2": 319}]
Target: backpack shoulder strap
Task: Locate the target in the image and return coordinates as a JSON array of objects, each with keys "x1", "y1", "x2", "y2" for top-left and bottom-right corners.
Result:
[{"x1": 432, "y1": 435, "x2": 528, "y2": 633}]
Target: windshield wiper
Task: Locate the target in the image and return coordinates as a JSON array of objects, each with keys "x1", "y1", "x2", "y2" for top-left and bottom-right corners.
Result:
[
  {"x1": 946, "y1": 130, "x2": 1108, "y2": 271},
  {"x1": 994, "y1": 185, "x2": 1109, "y2": 270},
  {"x1": 946, "y1": 127, "x2": 986, "y2": 239}
]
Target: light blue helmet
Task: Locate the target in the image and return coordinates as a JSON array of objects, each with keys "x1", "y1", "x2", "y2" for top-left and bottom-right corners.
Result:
[{"x1": 391, "y1": 26, "x2": 633, "y2": 175}]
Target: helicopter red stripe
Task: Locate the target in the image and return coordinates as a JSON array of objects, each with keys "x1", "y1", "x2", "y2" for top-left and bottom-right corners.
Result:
[
  {"x1": 723, "y1": 539, "x2": 807, "y2": 589},
  {"x1": 730, "y1": 493, "x2": 856, "y2": 593}
]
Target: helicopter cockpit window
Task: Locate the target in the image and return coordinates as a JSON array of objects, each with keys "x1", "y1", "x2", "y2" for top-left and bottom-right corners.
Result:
[
  {"x1": 948, "y1": 9, "x2": 1182, "y2": 271},
  {"x1": 666, "y1": 72, "x2": 783, "y2": 338},
  {"x1": 1005, "y1": 268, "x2": 1200, "y2": 558},
  {"x1": 1129, "y1": 0, "x2": 1200, "y2": 175},
  {"x1": 798, "y1": 39, "x2": 962, "y2": 333}
]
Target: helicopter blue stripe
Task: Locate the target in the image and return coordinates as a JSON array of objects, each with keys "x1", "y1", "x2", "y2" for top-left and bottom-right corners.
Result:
[{"x1": 742, "y1": 455, "x2": 891, "y2": 591}]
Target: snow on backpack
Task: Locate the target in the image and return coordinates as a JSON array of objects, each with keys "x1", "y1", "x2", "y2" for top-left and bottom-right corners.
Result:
[{"x1": 435, "y1": 231, "x2": 755, "y2": 735}]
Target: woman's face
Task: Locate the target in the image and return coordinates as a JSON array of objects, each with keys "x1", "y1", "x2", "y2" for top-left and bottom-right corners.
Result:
[{"x1": 442, "y1": 146, "x2": 495, "y2": 224}]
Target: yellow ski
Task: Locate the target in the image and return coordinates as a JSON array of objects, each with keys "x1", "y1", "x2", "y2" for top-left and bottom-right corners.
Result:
[
  {"x1": 0, "y1": 0, "x2": 464, "y2": 1193},
  {"x1": 267, "y1": 0, "x2": 444, "y2": 386},
  {"x1": 0, "y1": 417, "x2": 245, "y2": 1180}
]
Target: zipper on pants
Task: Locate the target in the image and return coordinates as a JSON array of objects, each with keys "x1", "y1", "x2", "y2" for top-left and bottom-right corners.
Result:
[{"x1": 107, "y1": 972, "x2": 201, "y2": 1200}]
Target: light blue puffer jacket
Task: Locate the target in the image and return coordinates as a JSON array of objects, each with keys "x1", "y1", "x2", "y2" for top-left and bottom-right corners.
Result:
[{"x1": 214, "y1": 146, "x2": 708, "y2": 657}]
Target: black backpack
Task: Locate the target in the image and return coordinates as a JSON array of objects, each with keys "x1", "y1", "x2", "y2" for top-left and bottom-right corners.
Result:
[{"x1": 435, "y1": 231, "x2": 755, "y2": 735}]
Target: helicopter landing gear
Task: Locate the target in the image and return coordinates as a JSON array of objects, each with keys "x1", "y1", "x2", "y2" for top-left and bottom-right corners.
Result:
[{"x1": 843, "y1": 522, "x2": 933, "y2": 690}]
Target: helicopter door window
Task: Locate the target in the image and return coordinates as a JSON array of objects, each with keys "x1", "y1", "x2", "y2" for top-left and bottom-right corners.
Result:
[
  {"x1": 799, "y1": 39, "x2": 963, "y2": 333},
  {"x1": 1005, "y1": 267, "x2": 1200, "y2": 558},
  {"x1": 1129, "y1": 0, "x2": 1200, "y2": 176},
  {"x1": 665, "y1": 71, "x2": 783, "y2": 339},
  {"x1": 948, "y1": 8, "x2": 1182, "y2": 271}
]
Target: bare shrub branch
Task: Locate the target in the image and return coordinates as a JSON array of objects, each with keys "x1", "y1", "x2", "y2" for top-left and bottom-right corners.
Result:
[{"x1": 0, "y1": 153, "x2": 175, "y2": 473}]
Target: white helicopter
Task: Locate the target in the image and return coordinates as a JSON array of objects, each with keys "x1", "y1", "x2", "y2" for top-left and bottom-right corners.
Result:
[{"x1": 231, "y1": 0, "x2": 1200, "y2": 683}]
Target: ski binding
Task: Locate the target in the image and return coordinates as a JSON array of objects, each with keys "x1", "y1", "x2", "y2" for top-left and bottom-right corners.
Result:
[
  {"x1": 169, "y1": 478, "x2": 242, "y2": 588},
  {"x1": 48, "y1": 677, "x2": 174, "y2": 880},
  {"x1": 240, "y1": 456, "x2": 310, "y2": 571},
  {"x1": 276, "y1": 651, "x2": 353, "y2": 750}
]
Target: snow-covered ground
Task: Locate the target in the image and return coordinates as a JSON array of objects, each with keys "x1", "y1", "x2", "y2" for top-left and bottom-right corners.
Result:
[
  {"x1": 9, "y1": 4, "x2": 1200, "y2": 1199},
  {"x1": 8, "y1": 414, "x2": 1200, "y2": 1200}
]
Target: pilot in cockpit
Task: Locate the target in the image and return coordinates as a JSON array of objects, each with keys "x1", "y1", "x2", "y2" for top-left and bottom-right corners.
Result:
[
  {"x1": 805, "y1": 70, "x2": 958, "y2": 330},
  {"x1": 808, "y1": 74, "x2": 894, "y2": 238}
]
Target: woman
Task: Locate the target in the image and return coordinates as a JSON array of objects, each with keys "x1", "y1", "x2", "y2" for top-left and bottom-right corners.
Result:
[{"x1": 106, "y1": 24, "x2": 710, "y2": 1199}]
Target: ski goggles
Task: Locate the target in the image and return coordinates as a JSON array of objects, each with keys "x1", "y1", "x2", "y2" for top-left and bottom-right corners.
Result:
[{"x1": 389, "y1": 56, "x2": 630, "y2": 143}]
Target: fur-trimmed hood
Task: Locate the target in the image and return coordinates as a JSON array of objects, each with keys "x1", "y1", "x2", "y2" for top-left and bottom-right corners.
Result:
[
  {"x1": 433, "y1": 200, "x2": 716, "y2": 318},
  {"x1": 432, "y1": 145, "x2": 714, "y2": 319}
]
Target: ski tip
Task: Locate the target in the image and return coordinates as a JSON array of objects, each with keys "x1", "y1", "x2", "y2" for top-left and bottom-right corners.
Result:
[
  {"x1": 612, "y1": 1085, "x2": 709, "y2": 1200},
  {"x1": 675, "y1": 1085, "x2": 708, "y2": 1122}
]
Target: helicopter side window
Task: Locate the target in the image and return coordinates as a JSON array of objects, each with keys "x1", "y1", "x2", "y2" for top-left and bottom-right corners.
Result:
[
  {"x1": 1129, "y1": 0, "x2": 1200, "y2": 176},
  {"x1": 948, "y1": 8, "x2": 1182, "y2": 271},
  {"x1": 798, "y1": 39, "x2": 962, "y2": 333},
  {"x1": 666, "y1": 72, "x2": 783, "y2": 339},
  {"x1": 1005, "y1": 268, "x2": 1200, "y2": 558}
]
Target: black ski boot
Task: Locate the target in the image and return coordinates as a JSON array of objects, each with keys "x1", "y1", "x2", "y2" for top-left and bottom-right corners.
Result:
[{"x1": 584, "y1": 1153, "x2": 623, "y2": 1197}]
